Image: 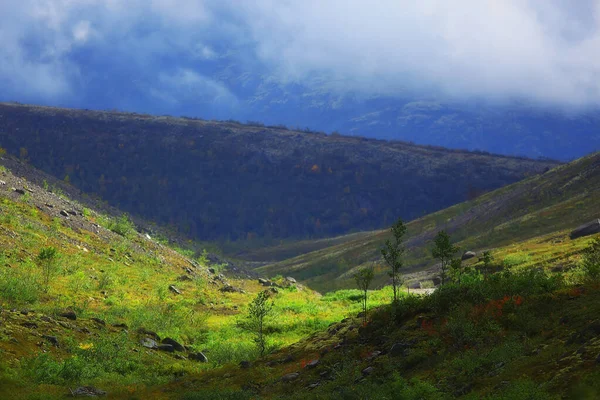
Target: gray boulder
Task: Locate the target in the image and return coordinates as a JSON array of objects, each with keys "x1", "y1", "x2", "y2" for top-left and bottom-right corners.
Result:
[
  {"x1": 570, "y1": 219, "x2": 600, "y2": 240},
  {"x1": 461, "y1": 251, "x2": 477, "y2": 261},
  {"x1": 161, "y1": 337, "x2": 185, "y2": 352},
  {"x1": 282, "y1": 372, "x2": 300, "y2": 382},
  {"x1": 189, "y1": 352, "x2": 209, "y2": 363}
]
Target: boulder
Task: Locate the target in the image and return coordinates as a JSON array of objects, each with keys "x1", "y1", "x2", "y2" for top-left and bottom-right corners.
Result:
[
  {"x1": 168, "y1": 285, "x2": 182, "y2": 295},
  {"x1": 219, "y1": 284, "x2": 245, "y2": 294},
  {"x1": 71, "y1": 386, "x2": 106, "y2": 397},
  {"x1": 157, "y1": 344, "x2": 174, "y2": 352},
  {"x1": 189, "y1": 352, "x2": 209, "y2": 363},
  {"x1": 304, "y1": 359, "x2": 320, "y2": 369},
  {"x1": 91, "y1": 318, "x2": 106, "y2": 326},
  {"x1": 285, "y1": 276, "x2": 297, "y2": 284},
  {"x1": 161, "y1": 337, "x2": 185, "y2": 352},
  {"x1": 431, "y1": 277, "x2": 442, "y2": 287},
  {"x1": 389, "y1": 342, "x2": 409, "y2": 357},
  {"x1": 282, "y1": 372, "x2": 300, "y2": 382},
  {"x1": 258, "y1": 278, "x2": 270, "y2": 286},
  {"x1": 461, "y1": 251, "x2": 477, "y2": 261},
  {"x1": 570, "y1": 219, "x2": 600, "y2": 240},
  {"x1": 407, "y1": 281, "x2": 421, "y2": 290},
  {"x1": 60, "y1": 210, "x2": 70, "y2": 217},
  {"x1": 176, "y1": 275, "x2": 192, "y2": 282},
  {"x1": 362, "y1": 366, "x2": 374, "y2": 376},
  {"x1": 59, "y1": 310, "x2": 77, "y2": 320},
  {"x1": 42, "y1": 335, "x2": 59, "y2": 347},
  {"x1": 13, "y1": 188, "x2": 25, "y2": 195},
  {"x1": 140, "y1": 338, "x2": 158, "y2": 349},
  {"x1": 137, "y1": 327, "x2": 160, "y2": 341}
]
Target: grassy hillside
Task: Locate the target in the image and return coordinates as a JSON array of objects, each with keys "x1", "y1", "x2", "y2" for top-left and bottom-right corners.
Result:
[
  {"x1": 0, "y1": 102, "x2": 557, "y2": 243},
  {"x1": 0, "y1": 164, "x2": 395, "y2": 399},
  {"x1": 256, "y1": 152, "x2": 600, "y2": 292}
]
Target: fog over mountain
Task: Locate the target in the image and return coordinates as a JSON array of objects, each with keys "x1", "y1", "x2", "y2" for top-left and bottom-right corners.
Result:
[{"x1": 2, "y1": 0, "x2": 600, "y2": 159}]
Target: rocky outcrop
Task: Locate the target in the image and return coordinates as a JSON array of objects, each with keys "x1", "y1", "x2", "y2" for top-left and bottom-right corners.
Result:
[{"x1": 570, "y1": 219, "x2": 600, "y2": 240}]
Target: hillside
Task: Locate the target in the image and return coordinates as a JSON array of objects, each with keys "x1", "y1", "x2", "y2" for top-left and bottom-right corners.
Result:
[
  {"x1": 0, "y1": 102, "x2": 558, "y2": 243},
  {"x1": 0, "y1": 162, "x2": 395, "y2": 399},
  {"x1": 256, "y1": 152, "x2": 600, "y2": 292}
]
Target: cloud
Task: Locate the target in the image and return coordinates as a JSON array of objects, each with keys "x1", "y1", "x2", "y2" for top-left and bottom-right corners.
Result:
[{"x1": 1, "y1": 0, "x2": 600, "y2": 110}]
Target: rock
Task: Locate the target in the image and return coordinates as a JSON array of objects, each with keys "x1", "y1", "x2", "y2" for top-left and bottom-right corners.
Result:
[
  {"x1": 0, "y1": 180, "x2": 5, "y2": 185},
  {"x1": 307, "y1": 382, "x2": 320, "y2": 389},
  {"x1": 189, "y1": 352, "x2": 209, "y2": 363},
  {"x1": 60, "y1": 210, "x2": 70, "y2": 217},
  {"x1": 389, "y1": 343, "x2": 409, "y2": 357},
  {"x1": 362, "y1": 367, "x2": 374, "y2": 376},
  {"x1": 14, "y1": 188, "x2": 25, "y2": 195},
  {"x1": 239, "y1": 360, "x2": 251, "y2": 369},
  {"x1": 140, "y1": 338, "x2": 158, "y2": 349},
  {"x1": 67, "y1": 210, "x2": 77, "y2": 216},
  {"x1": 282, "y1": 372, "x2": 300, "y2": 382},
  {"x1": 59, "y1": 310, "x2": 77, "y2": 320},
  {"x1": 176, "y1": 275, "x2": 192, "y2": 282},
  {"x1": 168, "y1": 285, "x2": 182, "y2": 295},
  {"x1": 461, "y1": 251, "x2": 477, "y2": 261},
  {"x1": 270, "y1": 287, "x2": 279, "y2": 294},
  {"x1": 258, "y1": 278, "x2": 270, "y2": 286},
  {"x1": 305, "y1": 359, "x2": 320, "y2": 369},
  {"x1": 45, "y1": 203, "x2": 54, "y2": 208},
  {"x1": 285, "y1": 276, "x2": 297, "y2": 283},
  {"x1": 21, "y1": 322, "x2": 38, "y2": 329},
  {"x1": 137, "y1": 327, "x2": 160, "y2": 340},
  {"x1": 366, "y1": 351, "x2": 382, "y2": 360},
  {"x1": 161, "y1": 337, "x2": 185, "y2": 352},
  {"x1": 112, "y1": 323, "x2": 128, "y2": 329},
  {"x1": 208, "y1": 268, "x2": 216, "y2": 274},
  {"x1": 42, "y1": 335, "x2": 59, "y2": 346},
  {"x1": 219, "y1": 284, "x2": 245, "y2": 294},
  {"x1": 157, "y1": 344, "x2": 174, "y2": 352},
  {"x1": 432, "y1": 277, "x2": 442, "y2": 287},
  {"x1": 70, "y1": 386, "x2": 106, "y2": 397},
  {"x1": 91, "y1": 318, "x2": 106, "y2": 326},
  {"x1": 407, "y1": 281, "x2": 421, "y2": 290},
  {"x1": 570, "y1": 219, "x2": 600, "y2": 240}
]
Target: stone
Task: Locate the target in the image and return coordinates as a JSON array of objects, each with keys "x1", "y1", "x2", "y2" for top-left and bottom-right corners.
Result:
[
  {"x1": 189, "y1": 352, "x2": 209, "y2": 363},
  {"x1": 112, "y1": 323, "x2": 128, "y2": 329},
  {"x1": 239, "y1": 360, "x2": 251, "y2": 369},
  {"x1": 42, "y1": 335, "x2": 59, "y2": 346},
  {"x1": 366, "y1": 351, "x2": 382, "y2": 360},
  {"x1": 432, "y1": 277, "x2": 442, "y2": 287},
  {"x1": 362, "y1": 367, "x2": 374, "y2": 376},
  {"x1": 71, "y1": 386, "x2": 106, "y2": 397},
  {"x1": 91, "y1": 318, "x2": 106, "y2": 326},
  {"x1": 157, "y1": 344, "x2": 174, "y2": 352},
  {"x1": 137, "y1": 327, "x2": 160, "y2": 340},
  {"x1": 14, "y1": 188, "x2": 25, "y2": 195},
  {"x1": 60, "y1": 210, "x2": 70, "y2": 217},
  {"x1": 285, "y1": 276, "x2": 297, "y2": 283},
  {"x1": 161, "y1": 337, "x2": 185, "y2": 352},
  {"x1": 258, "y1": 278, "x2": 270, "y2": 286},
  {"x1": 570, "y1": 219, "x2": 600, "y2": 240},
  {"x1": 304, "y1": 359, "x2": 320, "y2": 369},
  {"x1": 307, "y1": 382, "x2": 320, "y2": 389},
  {"x1": 21, "y1": 322, "x2": 38, "y2": 329},
  {"x1": 389, "y1": 343, "x2": 409, "y2": 357},
  {"x1": 219, "y1": 284, "x2": 245, "y2": 294},
  {"x1": 176, "y1": 275, "x2": 192, "y2": 281},
  {"x1": 208, "y1": 268, "x2": 216, "y2": 274},
  {"x1": 60, "y1": 310, "x2": 77, "y2": 320},
  {"x1": 140, "y1": 338, "x2": 158, "y2": 349},
  {"x1": 461, "y1": 251, "x2": 477, "y2": 261},
  {"x1": 282, "y1": 372, "x2": 300, "y2": 382},
  {"x1": 407, "y1": 281, "x2": 421, "y2": 289},
  {"x1": 168, "y1": 285, "x2": 182, "y2": 295}
]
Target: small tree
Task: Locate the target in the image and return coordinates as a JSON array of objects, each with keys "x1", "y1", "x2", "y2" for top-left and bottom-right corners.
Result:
[
  {"x1": 482, "y1": 251, "x2": 494, "y2": 268},
  {"x1": 354, "y1": 265, "x2": 375, "y2": 326},
  {"x1": 245, "y1": 290, "x2": 274, "y2": 357},
  {"x1": 431, "y1": 231, "x2": 459, "y2": 286},
  {"x1": 381, "y1": 218, "x2": 407, "y2": 302},
  {"x1": 449, "y1": 258, "x2": 463, "y2": 285},
  {"x1": 582, "y1": 237, "x2": 600, "y2": 281},
  {"x1": 37, "y1": 247, "x2": 58, "y2": 292}
]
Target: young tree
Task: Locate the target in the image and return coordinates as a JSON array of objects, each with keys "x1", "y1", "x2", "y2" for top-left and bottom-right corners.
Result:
[
  {"x1": 37, "y1": 247, "x2": 58, "y2": 292},
  {"x1": 582, "y1": 237, "x2": 600, "y2": 281},
  {"x1": 431, "y1": 231, "x2": 459, "y2": 286},
  {"x1": 482, "y1": 251, "x2": 494, "y2": 268},
  {"x1": 381, "y1": 218, "x2": 407, "y2": 301},
  {"x1": 244, "y1": 290, "x2": 274, "y2": 357},
  {"x1": 354, "y1": 265, "x2": 375, "y2": 326},
  {"x1": 449, "y1": 258, "x2": 463, "y2": 285}
]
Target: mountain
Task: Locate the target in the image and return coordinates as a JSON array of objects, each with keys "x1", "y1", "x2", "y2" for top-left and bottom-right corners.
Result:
[
  {"x1": 0, "y1": 102, "x2": 557, "y2": 243},
  {"x1": 254, "y1": 151, "x2": 600, "y2": 292}
]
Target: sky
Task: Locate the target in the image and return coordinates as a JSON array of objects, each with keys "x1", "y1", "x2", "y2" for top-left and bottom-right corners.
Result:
[{"x1": 2, "y1": 0, "x2": 600, "y2": 120}]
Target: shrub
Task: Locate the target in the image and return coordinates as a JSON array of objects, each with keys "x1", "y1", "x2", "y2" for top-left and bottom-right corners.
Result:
[
  {"x1": 581, "y1": 237, "x2": 600, "y2": 281},
  {"x1": 107, "y1": 214, "x2": 135, "y2": 237},
  {"x1": 36, "y1": 247, "x2": 59, "y2": 293}
]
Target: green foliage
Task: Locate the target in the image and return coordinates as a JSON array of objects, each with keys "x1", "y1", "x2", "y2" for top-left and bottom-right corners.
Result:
[
  {"x1": 381, "y1": 217, "x2": 407, "y2": 302},
  {"x1": 240, "y1": 291, "x2": 274, "y2": 357},
  {"x1": 502, "y1": 253, "x2": 532, "y2": 267},
  {"x1": 449, "y1": 258, "x2": 463, "y2": 284},
  {"x1": 182, "y1": 390, "x2": 256, "y2": 400},
  {"x1": 106, "y1": 214, "x2": 135, "y2": 237},
  {"x1": 431, "y1": 231, "x2": 459, "y2": 285},
  {"x1": 581, "y1": 237, "x2": 600, "y2": 280},
  {"x1": 482, "y1": 250, "x2": 494, "y2": 267},
  {"x1": 354, "y1": 264, "x2": 375, "y2": 325},
  {"x1": 0, "y1": 261, "x2": 40, "y2": 305},
  {"x1": 36, "y1": 246, "x2": 59, "y2": 293}
]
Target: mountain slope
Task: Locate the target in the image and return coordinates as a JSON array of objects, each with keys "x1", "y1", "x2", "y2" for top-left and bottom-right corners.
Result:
[
  {"x1": 0, "y1": 102, "x2": 557, "y2": 242},
  {"x1": 256, "y1": 151, "x2": 600, "y2": 292}
]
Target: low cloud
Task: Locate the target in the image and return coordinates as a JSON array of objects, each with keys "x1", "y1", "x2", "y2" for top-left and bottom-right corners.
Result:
[{"x1": 1, "y1": 0, "x2": 600, "y2": 110}]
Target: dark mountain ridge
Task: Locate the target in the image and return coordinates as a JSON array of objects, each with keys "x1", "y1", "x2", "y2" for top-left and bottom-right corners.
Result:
[{"x1": 0, "y1": 102, "x2": 558, "y2": 242}]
